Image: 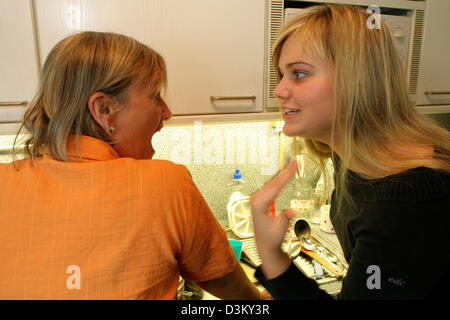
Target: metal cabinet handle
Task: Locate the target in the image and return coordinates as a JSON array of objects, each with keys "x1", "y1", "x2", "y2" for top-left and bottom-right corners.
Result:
[
  {"x1": 210, "y1": 96, "x2": 256, "y2": 101},
  {"x1": 0, "y1": 101, "x2": 28, "y2": 107},
  {"x1": 424, "y1": 91, "x2": 450, "y2": 95}
]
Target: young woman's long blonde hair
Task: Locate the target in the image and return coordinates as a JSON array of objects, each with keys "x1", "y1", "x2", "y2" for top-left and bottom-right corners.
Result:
[
  {"x1": 274, "y1": 4, "x2": 450, "y2": 209},
  {"x1": 14, "y1": 31, "x2": 167, "y2": 163}
]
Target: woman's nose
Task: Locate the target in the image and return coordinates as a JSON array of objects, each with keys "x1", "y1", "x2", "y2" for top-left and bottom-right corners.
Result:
[
  {"x1": 273, "y1": 76, "x2": 290, "y2": 100},
  {"x1": 161, "y1": 99, "x2": 172, "y2": 120}
]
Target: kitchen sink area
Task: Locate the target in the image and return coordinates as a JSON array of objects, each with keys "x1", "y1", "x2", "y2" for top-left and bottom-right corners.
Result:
[
  {"x1": 226, "y1": 224, "x2": 346, "y2": 299},
  {"x1": 178, "y1": 224, "x2": 346, "y2": 300}
]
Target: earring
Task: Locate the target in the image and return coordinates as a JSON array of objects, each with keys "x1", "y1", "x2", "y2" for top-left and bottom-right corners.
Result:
[{"x1": 110, "y1": 126, "x2": 115, "y2": 134}]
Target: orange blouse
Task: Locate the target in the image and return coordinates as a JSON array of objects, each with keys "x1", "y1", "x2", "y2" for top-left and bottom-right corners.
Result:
[{"x1": 0, "y1": 135, "x2": 237, "y2": 299}]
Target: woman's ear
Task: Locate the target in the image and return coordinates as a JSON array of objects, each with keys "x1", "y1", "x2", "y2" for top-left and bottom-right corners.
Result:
[{"x1": 88, "y1": 92, "x2": 113, "y2": 132}]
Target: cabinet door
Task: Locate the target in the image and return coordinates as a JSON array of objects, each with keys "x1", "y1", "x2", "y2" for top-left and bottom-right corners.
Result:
[
  {"x1": 35, "y1": 0, "x2": 265, "y2": 115},
  {"x1": 0, "y1": 0, "x2": 39, "y2": 123},
  {"x1": 415, "y1": 0, "x2": 450, "y2": 106}
]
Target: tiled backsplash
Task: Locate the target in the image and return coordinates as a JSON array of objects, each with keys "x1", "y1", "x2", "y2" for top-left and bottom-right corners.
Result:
[
  {"x1": 151, "y1": 121, "x2": 312, "y2": 226},
  {"x1": 0, "y1": 134, "x2": 27, "y2": 163}
]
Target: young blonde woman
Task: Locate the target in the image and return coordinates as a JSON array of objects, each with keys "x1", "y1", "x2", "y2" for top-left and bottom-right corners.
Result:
[
  {"x1": 0, "y1": 31, "x2": 262, "y2": 300},
  {"x1": 251, "y1": 4, "x2": 450, "y2": 299}
]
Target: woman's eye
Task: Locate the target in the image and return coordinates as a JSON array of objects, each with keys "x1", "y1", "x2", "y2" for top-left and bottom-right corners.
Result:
[{"x1": 294, "y1": 71, "x2": 307, "y2": 79}]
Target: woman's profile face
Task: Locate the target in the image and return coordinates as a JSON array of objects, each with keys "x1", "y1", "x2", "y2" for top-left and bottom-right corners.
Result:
[
  {"x1": 275, "y1": 33, "x2": 335, "y2": 145},
  {"x1": 111, "y1": 80, "x2": 172, "y2": 159}
]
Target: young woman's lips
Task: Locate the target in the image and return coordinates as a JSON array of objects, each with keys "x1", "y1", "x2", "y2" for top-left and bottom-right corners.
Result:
[{"x1": 282, "y1": 108, "x2": 300, "y2": 120}]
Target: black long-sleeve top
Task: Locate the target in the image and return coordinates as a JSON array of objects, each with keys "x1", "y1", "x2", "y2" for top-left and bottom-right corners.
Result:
[{"x1": 255, "y1": 165, "x2": 450, "y2": 299}]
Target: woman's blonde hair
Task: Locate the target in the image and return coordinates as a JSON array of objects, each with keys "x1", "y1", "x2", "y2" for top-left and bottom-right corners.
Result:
[
  {"x1": 14, "y1": 31, "x2": 167, "y2": 162},
  {"x1": 274, "y1": 4, "x2": 450, "y2": 209}
]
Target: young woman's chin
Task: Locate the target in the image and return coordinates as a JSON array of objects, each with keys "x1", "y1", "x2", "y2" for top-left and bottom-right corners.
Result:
[{"x1": 282, "y1": 124, "x2": 304, "y2": 138}]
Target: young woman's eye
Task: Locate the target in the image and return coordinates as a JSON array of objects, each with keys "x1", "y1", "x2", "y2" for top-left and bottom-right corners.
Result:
[{"x1": 294, "y1": 71, "x2": 307, "y2": 79}]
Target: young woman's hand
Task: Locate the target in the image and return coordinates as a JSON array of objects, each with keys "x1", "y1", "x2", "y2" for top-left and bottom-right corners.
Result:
[{"x1": 250, "y1": 158, "x2": 298, "y2": 279}]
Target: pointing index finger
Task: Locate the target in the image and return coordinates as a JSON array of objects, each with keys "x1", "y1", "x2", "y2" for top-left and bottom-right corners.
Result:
[{"x1": 264, "y1": 157, "x2": 298, "y2": 197}]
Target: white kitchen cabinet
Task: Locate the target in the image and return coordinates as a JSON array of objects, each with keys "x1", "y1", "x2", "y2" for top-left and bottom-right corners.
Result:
[
  {"x1": 0, "y1": 0, "x2": 39, "y2": 124},
  {"x1": 415, "y1": 0, "x2": 450, "y2": 106},
  {"x1": 34, "y1": 0, "x2": 265, "y2": 116}
]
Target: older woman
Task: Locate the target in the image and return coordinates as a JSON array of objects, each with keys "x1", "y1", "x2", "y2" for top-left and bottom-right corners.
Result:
[
  {"x1": 0, "y1": 31, "x2": 260, "y2": 300},
  {"x1": 251, "y1": 4, "x2": 450, "y2": 299}
]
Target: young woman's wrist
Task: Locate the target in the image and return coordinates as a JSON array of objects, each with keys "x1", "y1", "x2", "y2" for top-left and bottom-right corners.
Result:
[{"x1": 259, "y1": 249, "x2": 291, "y2": 280}]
